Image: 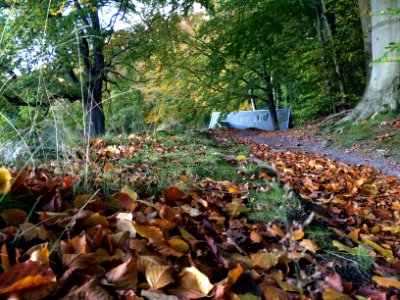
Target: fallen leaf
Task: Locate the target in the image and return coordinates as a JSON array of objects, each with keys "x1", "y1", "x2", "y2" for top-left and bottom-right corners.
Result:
[
  {"x1": 250, "y1": 253, "x2": 280, "y2": 270},
  {"x1": 0, "y1": 260, "x2": 56, "y2": 295},
  {"x1": 134, "y1": 223, "x2": 164, "y2": 241},
  {"x1": 60, "y1": 278, "x2": 112, "y2": 300},
  {"x1": 322, "y1": 288, "x2": 352, "y2": 300},
  {"x1": 179, "y1": 266, "x2": 214, "y2": 295},
  {"x1": 141, "y1": 290, "x2": 179, "y2": 300},
  {"x1": 165, "y1": 186, "x2": 185, "y2": 202},
  {"x1": 145, "y1": 265, "x2": 175, "y2": 290},
  {"x1": 1, "y1": 208, "x2": 27, "y2": 225},
  {"x1": 300, "y1": 239, "x2": 320, "y2": 253},
  {"x1": 0, "y1": 168, "x2": 11, "y2": 194},
  {"x1": 372, "y1": 276, "x2": 400, "y2": 289},
  {"x1": 167, "y1": 238, "x2": 190, "y2": 254},
  {"x1": 260, "y1": 283, "x2": 290, "y2": 300},
  {"x1": 105, "y1": 258, "x2": 138, "y2": 290},
  {"x1": 361, "y1": 237, "x2": 394, "y2": 259}
]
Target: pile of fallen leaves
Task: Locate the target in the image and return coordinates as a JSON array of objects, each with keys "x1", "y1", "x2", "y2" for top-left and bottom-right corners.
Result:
[{"x1": 0, "y1": 132, "x2": 398, "y2": 299}]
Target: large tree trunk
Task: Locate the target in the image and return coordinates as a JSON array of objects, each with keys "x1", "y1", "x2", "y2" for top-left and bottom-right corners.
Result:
[
  {"x1": 84, "y1": 79, "x2": 105, "y2": 137},
  {"x1": 342, "y1": 0, "x2": 400, "y2": 122}
]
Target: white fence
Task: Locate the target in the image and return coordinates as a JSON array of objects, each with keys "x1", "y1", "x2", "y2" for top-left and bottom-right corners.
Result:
[{"x1": 209, "y1": 109, "x2": 291, "y2": 130}]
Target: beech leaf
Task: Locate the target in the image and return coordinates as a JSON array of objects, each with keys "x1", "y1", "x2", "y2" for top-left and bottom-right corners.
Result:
[{"x1": 146, "y1": 265, "x2": 175, "y2": 290}]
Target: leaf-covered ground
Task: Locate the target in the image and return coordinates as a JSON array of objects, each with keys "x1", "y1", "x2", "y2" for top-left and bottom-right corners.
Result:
[{"x1": 0, "y1": 131, "x2": 399, "y2": 299}]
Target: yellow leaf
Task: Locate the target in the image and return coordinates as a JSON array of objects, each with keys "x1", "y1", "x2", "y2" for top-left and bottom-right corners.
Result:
[
  {"x1": 146, "y1": 265, "x2": 175, "y2": 290},
  {"x1": 228, "y1": 199, "x2": 250, "y2": 217},
  {"x1": 322, "y1": 288, "x2": 352, "y2": 300},
  {"x1": 372, "y1": 276, "x2": 400, "y2": 289},
  {"x1": 236, "y1": 155, "x2": 247, "y2": 161},
  {"x1": 332, "y1": 240, "x2": 355, "y2": 255},
  {"x1": 134, "y1": 224, "x2": 164, "y2": 241},
  {"x1": 228, "y1": 185, "x2": 241, "y2": 194},
  {"x1": 250, "y1": 253, "x2": 280, "y2": 270},
  {"x1": 180, "y1": 266, "x2": 214, "y2": 295},
  {"x1": 361, "y1": 237, "x2": 394, "y2": 259},
  {"x1": 300, "y1": 239, "x2": 320, "y2": 253},
  {"x1": 0, "y1": 168, "x2": 11, "y2": 194},
  {"x1": 121, "y1": 185, "x2": 138, "y2": 201},
  {"x1": 167, "y1": 239, "x2": 189, "y2": 254}
]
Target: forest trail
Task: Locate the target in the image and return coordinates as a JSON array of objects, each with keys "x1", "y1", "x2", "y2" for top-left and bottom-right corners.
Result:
[{"x1": 233, "y1": 129, "x2": 400, "y2": 178}]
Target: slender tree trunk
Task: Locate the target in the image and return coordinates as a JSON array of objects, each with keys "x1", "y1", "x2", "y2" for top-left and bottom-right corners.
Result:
[
  {"x1": 358, "y1": 0, "x2": 372, "y2": 78},
  {"x1": 83, "y1": 9, "x2": 106, "y2": 137},
  {"x1": 341, "y1": 0, "x2": 400, "y2": 122},
  {"x1": 263, "y1": 75, "x2": 279, "y2": 130}
]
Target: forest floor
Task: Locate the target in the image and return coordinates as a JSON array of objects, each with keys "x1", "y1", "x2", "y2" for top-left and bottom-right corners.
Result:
[
  {"x1": 0, "y1": 120, "x2": 400, "y2": 299},
  {"x1": 232, "y1": 128, "x2": 400, "y2": 178}
]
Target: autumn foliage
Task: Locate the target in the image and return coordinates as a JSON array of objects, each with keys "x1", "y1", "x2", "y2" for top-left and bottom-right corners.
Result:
[{"x1": 0, "y1": 132, "x2": 399, "y2": 299}]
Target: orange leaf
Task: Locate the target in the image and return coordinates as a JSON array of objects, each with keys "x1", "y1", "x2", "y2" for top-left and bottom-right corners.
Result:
[
  {"x1": 227, "y1": 263, "x2": 244, "y2": 286},
  {"x1": 151, "y1": 219, "x2": 176, "y2": 230},
  {"x1": 348, "y1": 229, "x2": 360, "y2": 242},
  {"x1": 250, "y1": 231, "x2": 263, "y2": 243},
  {"x1": 164, "y1": 186, "x2": 185, "y2": 202},
  {"x1": 372, "y1": 276, "x2": 400, "y2": 289},
  {"x1": 0, "y1": 261, "x2": 55, "y2": 295},
  {"x1": 134, "y1": 223, "x2": 164, "y2": 241},
  {"x1": 293, "y1": 230, "x2": 304, "y2": 241}
]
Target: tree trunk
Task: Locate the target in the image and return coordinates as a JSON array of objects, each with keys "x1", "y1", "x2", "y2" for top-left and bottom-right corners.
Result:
[
  {"x1": 263, "y1": 75, "x2": 279, "y2": 130},
  {"x1": 341, "y1": 0, "x2": 400, "y2": 122},
  {"x1": 84, "y1": 79, "x2": 105, "y2": 137},
  {"x1": 358, "y1": 0, "x2": 372, "y2": 77}
]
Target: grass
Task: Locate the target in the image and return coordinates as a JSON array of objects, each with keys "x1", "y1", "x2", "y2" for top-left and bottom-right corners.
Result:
[{"x1": 318, "y1": 111, "x2": 400, "y2": 158}]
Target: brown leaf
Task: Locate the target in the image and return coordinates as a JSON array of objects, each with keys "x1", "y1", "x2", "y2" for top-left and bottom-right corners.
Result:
[
  {"x1": 1, "y1": 208, "x2": 27, "y2": 225},
  {"x1": 145, "y1": 265, "x2": 175, "y2": 290},
  {"x1": 0, "y1": 260, "x2": 56, "y2": 295},
  {"x1": 322, "y1": 288, "x2": 352, "y2": 300},
  {"x1": 62, "y1": 253, "x2": 98, "y2": 269},
  {"x1": 60, "y1": 278, "x2": 113, "y2": 300},
  {"x1": 105, "y1": 258, "x2": 138, "y2": 290},
  {"x1": 164, "y1": 186, "x2": 186, "y2": 202},
  {"x1": 250, "y1": 253, "x2": 280, "y2": 270},
  {"x1": 260, "y1": 284, "x2": 290, "y2": 300},
  {"x1": 83, "y1": 212, "x2": 110, "y2": 227}
]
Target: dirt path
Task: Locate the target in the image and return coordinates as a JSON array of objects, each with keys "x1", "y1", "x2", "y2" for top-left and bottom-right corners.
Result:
[{"x1": 234, "y1": 130, "x2": 400, "y2": 178}]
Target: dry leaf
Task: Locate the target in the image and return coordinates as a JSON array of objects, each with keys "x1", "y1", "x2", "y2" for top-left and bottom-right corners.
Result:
[
  {"x1": 0, "y1": 261, "x2": 56, "y2": 295},
  {"x1": 105, "y1": 258, "x2": 138, "y2": 290},
  {"x1": 1, "y1": 208, "x2": 27, "y2": 225},
  {"x1": 372, "y1": 276, "x2": 400, "y2": 289},
  {"x1": 165, "y1": 186, "x2": 185, "y2": 202},
  {"x1": 179, "y1": 266, "x2": 214, "y2": 295},
  {"x1": 300, "y1": 239, "x2": 320, "y2": 253},
  {"x1": 145, "y1": 265, "x2": 175, "y2": 290},
  {"x1": 322, "y1": 288, "x2": 352, "y2": 300},
  {"x1": 250, "y1": 253, "x2": 280, "y2": 270},
  {"x1": 134, "y1": 224, "x2": 164, "y2": 241},
  {"x1": 0, "y1": 168, "x2": 11, "y2": 194}
]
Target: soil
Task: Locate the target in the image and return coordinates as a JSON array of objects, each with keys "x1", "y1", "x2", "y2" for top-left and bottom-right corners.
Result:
[{"x1": 233, "y1": 129, "x2": 400, "y2": 178}]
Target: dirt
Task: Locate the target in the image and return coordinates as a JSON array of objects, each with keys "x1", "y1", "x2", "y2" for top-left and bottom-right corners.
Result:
[{"x1": 233, "y1": 130, "x2": 400, "y2": 178}]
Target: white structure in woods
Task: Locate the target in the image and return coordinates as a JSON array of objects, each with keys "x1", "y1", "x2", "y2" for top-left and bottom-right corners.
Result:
[{"x1": 209, "y1": 109, "x2": 291, "y2": 131}]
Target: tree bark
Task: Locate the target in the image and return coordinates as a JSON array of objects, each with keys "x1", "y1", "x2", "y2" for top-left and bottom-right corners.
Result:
[
  {"x1": 341, "y1": 0, "x2": 400, "y2": 122},
  {"x1": 358, "y1": 0, "x2": 372, "y2": 77},
  {"x1": 263, "y1": 75, "x2": 279, "y2": 130}
]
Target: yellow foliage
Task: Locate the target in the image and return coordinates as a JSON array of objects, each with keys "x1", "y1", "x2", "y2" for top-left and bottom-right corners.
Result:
[{"x1": 0, "y1": 168, "x2": 11, "y2": 195}]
